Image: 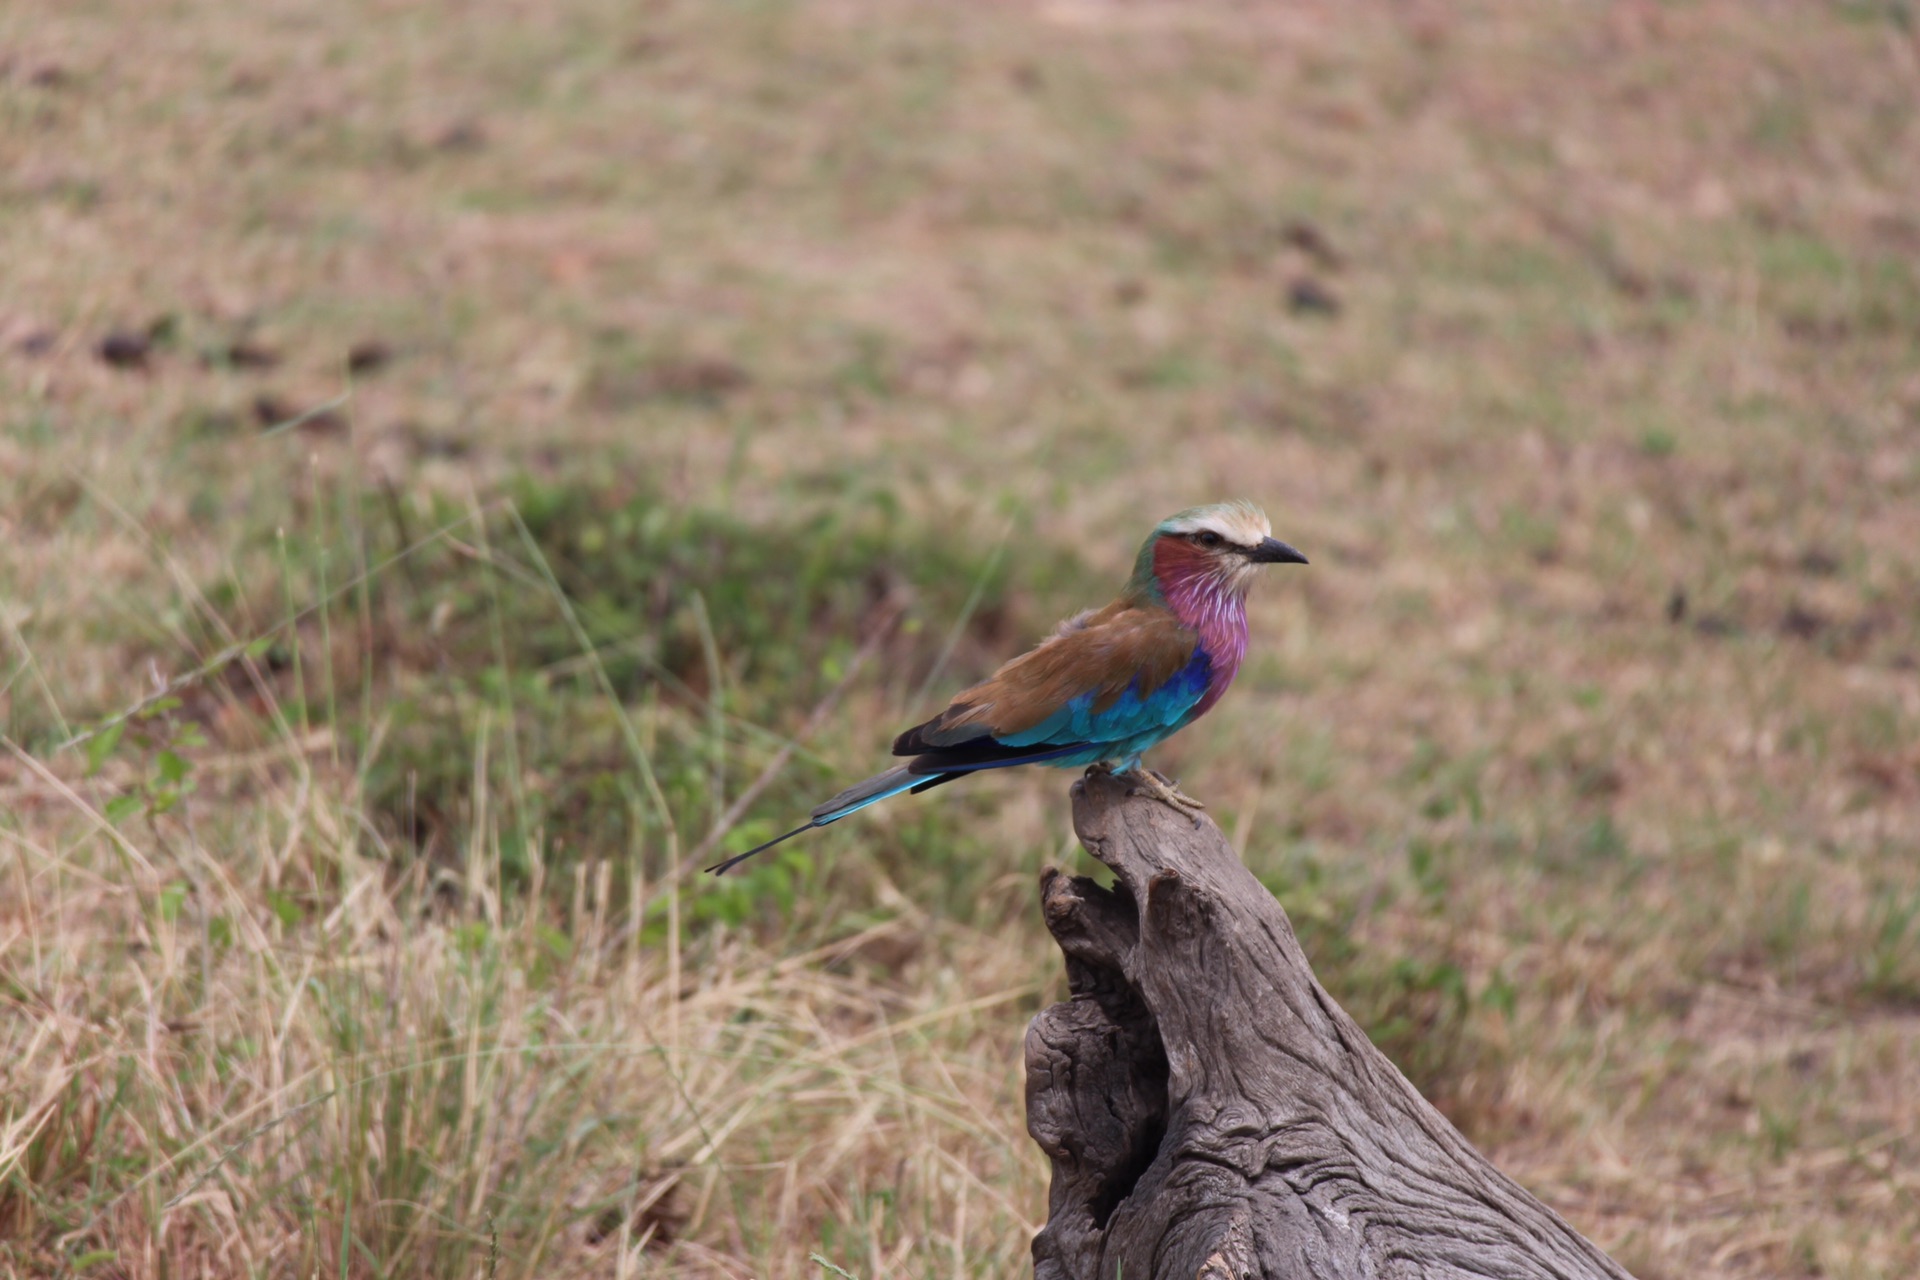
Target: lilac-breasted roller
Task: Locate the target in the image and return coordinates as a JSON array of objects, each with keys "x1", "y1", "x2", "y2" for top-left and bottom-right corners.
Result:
[{"x1": 706, "y1": 501, "x2": 1307, "y2": 875}]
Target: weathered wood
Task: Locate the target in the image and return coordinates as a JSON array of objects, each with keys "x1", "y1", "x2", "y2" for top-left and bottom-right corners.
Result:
[{"x1": 1027, "y1": 771, "x2": 1635, "y2": 1280}]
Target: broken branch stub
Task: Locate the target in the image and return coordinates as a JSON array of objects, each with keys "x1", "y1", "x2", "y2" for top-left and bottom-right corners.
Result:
[{"x1": 1026, "y1": 771, "x2": 1635, "y2": 1280}]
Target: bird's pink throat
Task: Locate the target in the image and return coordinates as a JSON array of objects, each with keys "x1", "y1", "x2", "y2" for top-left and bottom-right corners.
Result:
[{"x1": 1151, "y1": 536, "x2": 1249, "y2": 713}]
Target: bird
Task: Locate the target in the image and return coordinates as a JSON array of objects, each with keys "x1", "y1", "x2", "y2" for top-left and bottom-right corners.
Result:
[{"x1": 706, "y1": 501, "x2": 1307, "y2": 875}]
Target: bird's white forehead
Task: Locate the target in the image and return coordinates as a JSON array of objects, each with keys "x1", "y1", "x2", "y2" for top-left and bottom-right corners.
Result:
[{"x1": 1159, "y1": 502, "x2": 1271, "y2": 547}]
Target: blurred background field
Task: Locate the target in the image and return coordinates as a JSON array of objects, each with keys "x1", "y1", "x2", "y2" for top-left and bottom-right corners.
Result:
[{"x1": 2, "y1": 1, "x2": 1918, "y2": 1276}]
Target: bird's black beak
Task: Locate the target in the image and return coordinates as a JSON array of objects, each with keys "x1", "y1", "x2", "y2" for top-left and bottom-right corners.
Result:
[{"x1": 1247, "y1": 537, "x2": 1309, "y2": 565}]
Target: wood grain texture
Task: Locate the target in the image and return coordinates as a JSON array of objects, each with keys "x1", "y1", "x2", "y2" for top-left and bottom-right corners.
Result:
[{"x1": 1026, "y1": 771, "x2": 1637, "y2": 1280}]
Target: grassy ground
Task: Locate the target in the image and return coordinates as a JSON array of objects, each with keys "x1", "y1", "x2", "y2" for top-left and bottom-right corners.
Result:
[{"x1": 3, "y1": 1, "x2": 1919, "y2": 1276}]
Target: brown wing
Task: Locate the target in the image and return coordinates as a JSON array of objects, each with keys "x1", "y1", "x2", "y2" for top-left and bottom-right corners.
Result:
[{"x1": 893, "y1": 599, "x2": 1198, "y2": 754}]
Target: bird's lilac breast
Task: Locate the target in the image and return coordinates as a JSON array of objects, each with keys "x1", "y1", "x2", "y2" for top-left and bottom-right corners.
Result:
[
  {"x1": 1188, "y1": 636, "x2": 1242, "y2": 720},
  {"x1": 1159, "y1": 578, "x2": 1248, "y2": 721}
]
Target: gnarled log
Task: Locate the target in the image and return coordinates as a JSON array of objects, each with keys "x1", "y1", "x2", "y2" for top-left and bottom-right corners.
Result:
[{"x1": 1027, "y1": 771, "x2": 1634, "y2": 1280}]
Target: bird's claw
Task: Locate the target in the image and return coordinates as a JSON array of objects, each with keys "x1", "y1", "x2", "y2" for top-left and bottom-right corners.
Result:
[{"x1": 1121, "y1": 767, "x2": 1207, "y2": 825}]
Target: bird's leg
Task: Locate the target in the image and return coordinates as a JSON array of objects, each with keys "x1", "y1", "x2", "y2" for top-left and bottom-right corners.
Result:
[{"x1": 1118, "y1": 764, "x2": 1207, "y2": 824}]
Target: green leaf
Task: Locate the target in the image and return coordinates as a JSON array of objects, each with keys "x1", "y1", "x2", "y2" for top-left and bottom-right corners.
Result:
[
  {"x1": 535, "y1": 923, "x2": 573, "y2": 961},
  {"x1": 157, "y1": 881, "x2": 188, "y2": 923},
  {"x1": 266, "y1": 890, "x2": 306, "y2": 928},
  {"x1": 156, "y1": 749, "x2": 191, "y2": 785},
  {"x1": 103, "y1": 794, "x2": 144, "y2": 825},
  {"x1": 86, "y1": 721, "x2": 126, "y2": 776},
  {"x1": 244, "y1": 634, "x2": 278, "y2": 659},
  {"x1": 1480, "y1": 974, "x2": 1518, "y2": 1018}
]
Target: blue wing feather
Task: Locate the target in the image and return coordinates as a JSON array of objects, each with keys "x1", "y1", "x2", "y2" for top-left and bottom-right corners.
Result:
[
  {"x1": 996, "y1": 649, "x2": 1212, "y2": 750},
  {"x1": 709, "y1": 647, "x2": 1215, "y2": 875}
]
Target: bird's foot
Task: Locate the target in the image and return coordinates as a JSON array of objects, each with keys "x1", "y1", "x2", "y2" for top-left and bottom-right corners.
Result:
[{"x1": 1120, "y1": 767, "x2": 1207, "y2": 825}]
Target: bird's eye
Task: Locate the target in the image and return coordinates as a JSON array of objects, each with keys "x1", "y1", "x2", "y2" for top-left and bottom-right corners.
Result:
[{"x1": 1196, "y1": 531, "x2": 1222, "y2": 548}]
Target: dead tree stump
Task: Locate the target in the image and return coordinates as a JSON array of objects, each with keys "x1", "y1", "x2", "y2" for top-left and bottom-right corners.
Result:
[{"x1": 1026, "y1": 771, "x2": 1635, "y2": 1280}]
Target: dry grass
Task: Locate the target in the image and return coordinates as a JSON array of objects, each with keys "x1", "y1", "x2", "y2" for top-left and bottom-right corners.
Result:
[{"x1": 4, "y1": 0, "x2": 1920, "y2": 1276}]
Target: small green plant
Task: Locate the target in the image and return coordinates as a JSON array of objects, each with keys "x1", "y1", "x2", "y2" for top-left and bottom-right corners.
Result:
[
  {"x1": 84, "y1": 696, "x2": 204, "y2": 825},
  {"x1": 1861, "y1": 883, "x2": 1920, "y2": 1003}
]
